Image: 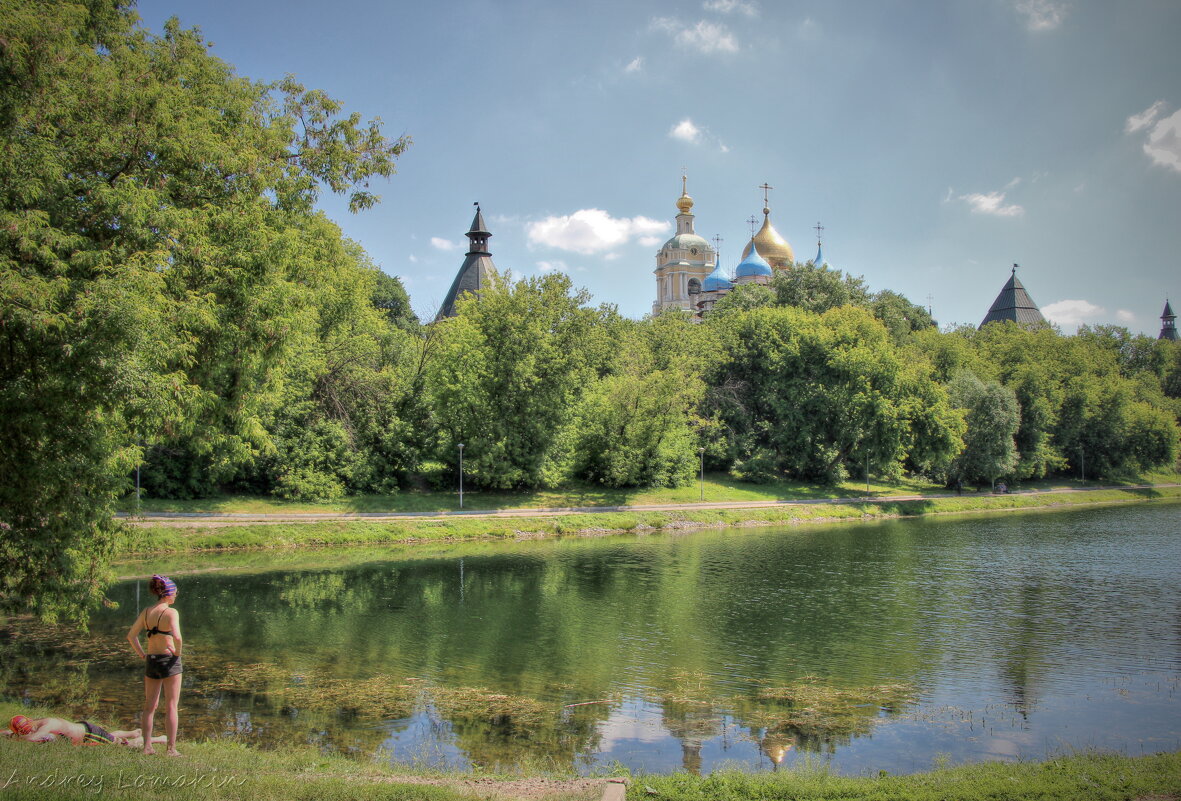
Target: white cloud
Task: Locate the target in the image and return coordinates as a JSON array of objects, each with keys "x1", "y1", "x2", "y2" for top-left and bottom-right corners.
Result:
[
  {"x1": 638, "y1": 235, "x2": 664, "y2": 247},
  {"x1": 669, "y1": 117, "x2": 729, "y2": 152},
  {"x1": 651, "y1": 17, "x2": 738, "y2": 53},
  {"x1": 1015, "y1": 0, "x2": 1068, "y2": 31},
  {"x1": 1125, "y1": 101, "x2": 1166, "y2": 134},
  {"x1": 625, "y1": 56, "x2": 644, "y2": 73},
  {"x1": 958, "y1": 190, "x2": 1024, "y2": 217},
  {"x1": 1042, "y1": 299, "x2": 1104, "y2": 328},
  {"x1": 1141, "y1": 108, "x2": 1181, "y2": 173},
  {"x1": 408, "y1": 254, "x2": 419, "y2": 263},
  {"x1": 704, "y1": 0, "x2": 757, "y2": 16},
  {"x1": 430, "y1": 237, "x2": 460, "y2": 251},
  {"x1": 527, "y1": 209, "x2": 669, "y2": 254},
  {"x1": 536, "y1": 260, "x2": 569, "y2": 273},
  {"x1": 670, "y1": 119, "x2": 702, "y2": 144},
  {"x1": 1116, "y1": 309, "x2": 1136, "y2": 323}
]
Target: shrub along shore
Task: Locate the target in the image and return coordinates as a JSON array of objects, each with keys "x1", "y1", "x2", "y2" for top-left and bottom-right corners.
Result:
[{"x1": 117, "y1": 479, "x2": 1181, "y2": 556}]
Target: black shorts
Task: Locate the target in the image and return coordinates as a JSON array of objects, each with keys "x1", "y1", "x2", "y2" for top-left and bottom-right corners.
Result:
[{"x1": 145, "y1": 653, "x2": 182, "y2": 679}]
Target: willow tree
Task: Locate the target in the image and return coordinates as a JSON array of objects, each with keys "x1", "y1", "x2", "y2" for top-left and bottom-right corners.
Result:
[{"x1": 0, "y1": 0, "x2": 407, "y2": 621}]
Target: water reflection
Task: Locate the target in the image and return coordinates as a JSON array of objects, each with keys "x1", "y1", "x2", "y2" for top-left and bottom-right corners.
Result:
[{"x1": 1, "y1": 501, "x2": 1179, "y2": 775}]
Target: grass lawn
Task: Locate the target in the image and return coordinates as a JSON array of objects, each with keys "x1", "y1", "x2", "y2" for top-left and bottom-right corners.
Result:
[
  {"x1": 116, "y1": 469, "x2": 1181, "y2": 516},
  {"x1": 117, "y1": 485, "x2": 1181, "y2": 556},
  {"x1": 628, "y1": 750, "x2": 1181, "y2": 800},
  {"x1": 1, "y1": 717, "x2": 1177, "y2": 801}
]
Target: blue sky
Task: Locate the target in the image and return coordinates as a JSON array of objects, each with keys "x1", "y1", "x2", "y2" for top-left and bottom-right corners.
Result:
[{"x1": 136, "y1": 0, "x2": 1181, "y2": 334}]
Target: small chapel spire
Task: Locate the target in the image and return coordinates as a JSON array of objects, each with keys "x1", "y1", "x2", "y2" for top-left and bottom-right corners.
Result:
[
  {"x1": 465, "y1": 201, "x2": 491, "y2": 255},
  {"x1": 1160, "y1": 299, "x2": 1178, "y2": 341}
]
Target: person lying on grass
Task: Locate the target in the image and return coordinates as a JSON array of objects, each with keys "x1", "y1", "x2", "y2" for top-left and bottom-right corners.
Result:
[{"x1": 5, "y1": 714, "x2": 166, "y2": 748}]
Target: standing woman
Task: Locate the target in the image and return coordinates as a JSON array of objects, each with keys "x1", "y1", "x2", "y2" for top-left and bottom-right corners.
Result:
[{"x1": 126, "y1": 574, "x2": 183, "y2": 756}]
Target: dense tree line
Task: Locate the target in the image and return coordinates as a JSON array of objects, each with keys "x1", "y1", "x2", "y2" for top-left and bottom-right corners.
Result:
[{"x1": 2, "y1": 2, "x2": 1179, "y2": 622}]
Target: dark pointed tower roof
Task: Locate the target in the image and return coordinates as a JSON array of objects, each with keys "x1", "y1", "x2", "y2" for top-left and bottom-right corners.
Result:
[
  {"x1": 979, "y1": 264, "x2": 1045, "y2": 328},
  {"x1": 435, "y1": 204, "x2": 498, "y2": 321},
  {"x1": 1160, "y1": 299, "x2": 1178, "y2": 341}
]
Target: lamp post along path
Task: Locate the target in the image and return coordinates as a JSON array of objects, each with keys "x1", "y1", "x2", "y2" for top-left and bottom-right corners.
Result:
[
  {"x1": 699, "y1": 447, "x2": 705, "y2": 501},
  {"x1": 458, "y1": 443, "x2": 464, "y2": 509}
]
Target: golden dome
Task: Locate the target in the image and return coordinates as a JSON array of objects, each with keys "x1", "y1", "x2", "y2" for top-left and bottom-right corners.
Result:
[{"x1": 742, "y1": 209, "x2": 794, "y2": 268}]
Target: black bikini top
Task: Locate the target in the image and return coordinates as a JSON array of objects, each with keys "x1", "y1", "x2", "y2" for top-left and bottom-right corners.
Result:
[{"x1": 145, "y1": 608, "x2": 173, "y2": 638}]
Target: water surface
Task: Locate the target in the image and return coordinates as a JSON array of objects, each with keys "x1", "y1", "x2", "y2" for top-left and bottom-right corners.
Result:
[{"x1": 2, "y1": 501, "x2": 1178, "y2": 775}]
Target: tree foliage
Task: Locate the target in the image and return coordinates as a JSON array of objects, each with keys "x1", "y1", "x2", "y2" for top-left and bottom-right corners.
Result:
[
  {"x1": 947, "y1": 372, "x2": 1020, "y2": 486},
  {"x1": 426, "y1": 272, "x2": 611, "y2": 489},
  {"x1": 0, "y1": 0, "x2": 407, "y2": 620},
  {"x1": 705, "y1": 306, "x2": 961, "y2": 483},
  {"x1": 573, "y1": 312, "x2": 708, "y2": 488}
]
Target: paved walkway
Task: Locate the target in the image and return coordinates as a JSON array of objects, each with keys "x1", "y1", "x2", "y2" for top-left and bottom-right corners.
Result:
[{"x1": 118, "y1": 483, "x2": 1177, "y2": 524}]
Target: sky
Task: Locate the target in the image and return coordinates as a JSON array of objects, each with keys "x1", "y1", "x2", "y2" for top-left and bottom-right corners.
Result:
[{"x1": 134, "y1": 0, "x2": 1181, "y2": 334}]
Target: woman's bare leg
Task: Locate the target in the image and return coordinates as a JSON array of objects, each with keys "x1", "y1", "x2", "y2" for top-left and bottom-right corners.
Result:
[
  {"x1": 162, "y1": 673, "x2": 182, "y2": 756},
  {"x1": 142, "y1": 677, "x2": 162, "y2": 755}
]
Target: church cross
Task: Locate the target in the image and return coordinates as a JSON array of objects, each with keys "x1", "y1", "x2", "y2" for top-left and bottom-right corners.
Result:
[
  {"x1": 758, "y1": 183, "x2": 773, "y2": 209},
  {"x1": 814, "y1": 221, "x2": 824, "y2": 243},
  {"x1": 747, "y1": 215, "x2": 759, "y2": 237},
  {"x1": 712, "y1": 234, "x2": 723, "y2": 262},
  {"x1": 681, "y1": 167, "x2": 687, "y2": 195}
]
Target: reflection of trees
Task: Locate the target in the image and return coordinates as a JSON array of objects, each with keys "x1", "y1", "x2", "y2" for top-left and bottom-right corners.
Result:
[
  {"x1": 730, "y1": 679, "x2": 917, "y2": 754},
  {"x1": 13, "y1": 507, "x2": 1166, "y2": 769}
]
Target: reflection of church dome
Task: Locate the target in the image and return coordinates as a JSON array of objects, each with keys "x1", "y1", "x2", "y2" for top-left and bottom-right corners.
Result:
[
  {"x1": 734, "y1": 243, "x2": 772, "y2": 278},
  {"x1": 742, "y1": 209, "x2": 794, "y2": 268},
  {"x1": 702, "y1": 261, "x2": 733, "y2": 292}
]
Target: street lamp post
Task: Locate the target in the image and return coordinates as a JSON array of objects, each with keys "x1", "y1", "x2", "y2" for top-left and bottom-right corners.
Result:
[
  {"x1": 698, "y1": 447, "x2": 705, "y2": 501},
  {"x1": 458, "y1": 443, "x2": 464, "y2": 509}
]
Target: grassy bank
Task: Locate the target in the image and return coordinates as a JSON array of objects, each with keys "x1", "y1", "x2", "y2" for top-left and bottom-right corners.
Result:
[
  {"x1": 1, "y1": 726, "x2": 1177, "y2": 801},
  {"x1": 116, "y1": 471, "x2": 1181, "y2": 516},
  {"x1": 629, "y1": 750, "x2": 1181, "y2": 800},
  {"x1": 118, "y1": 484, "x2": 1181, "y2": 556}
]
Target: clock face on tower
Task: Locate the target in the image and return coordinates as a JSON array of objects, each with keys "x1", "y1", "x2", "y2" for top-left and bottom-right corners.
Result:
[{"x1": 690, "y1": 247, "x2": 698, "y2": 255}]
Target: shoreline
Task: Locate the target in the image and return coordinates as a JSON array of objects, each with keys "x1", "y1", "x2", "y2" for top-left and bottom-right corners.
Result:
[{"x1": 116, "y1": 484, "x2": 1181, "y2": 557}]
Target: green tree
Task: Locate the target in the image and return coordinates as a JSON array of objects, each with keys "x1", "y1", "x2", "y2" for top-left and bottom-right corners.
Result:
[
  {"x1": 0, "y1": 1, "x2": 407, "y2": 620},
  {"x1": 870, "y1": 289, "x2": 936, "y2": 343},
  {"x1": 709, "y1": 282, "x2": 775, "y2": 317},
  {"x1": 947, "y1": 372, "x2": 1020, "y2": 487},
  {"x1": 573, "y1": 312, "x2": 708, "y2": 487},
  {"x1": 705, "y1": 305, "x2": 957, "y2": 483},
  {"x1": 770, "y1": 261, "x2": 870, "y2": 313},
  {"x1": 369, "y1": 266, "x2": 419, "y2": 332},
  {"x1": 426, "y1": 272, "x2": 609, "y2": 489}
]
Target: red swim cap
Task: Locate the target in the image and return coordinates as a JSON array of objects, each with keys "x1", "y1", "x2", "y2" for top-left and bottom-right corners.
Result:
[{"x1": 10, "y1": 715, "x2": 34, "y2": 736}]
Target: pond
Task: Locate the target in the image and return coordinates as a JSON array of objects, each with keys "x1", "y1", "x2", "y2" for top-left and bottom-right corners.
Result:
[{"x1": 2, "y1": 501, "x2": 1179, "y2": 775}]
